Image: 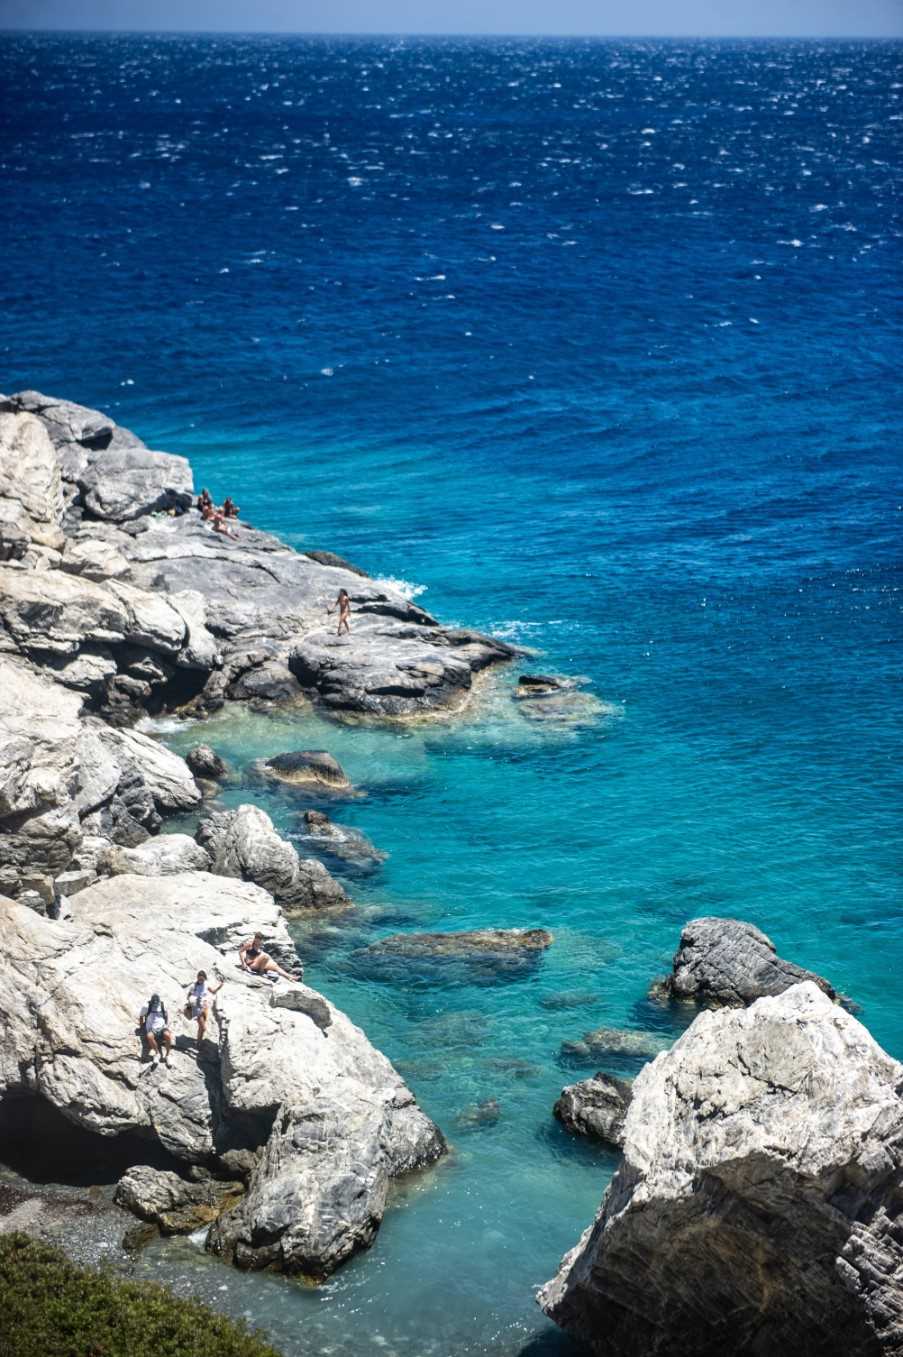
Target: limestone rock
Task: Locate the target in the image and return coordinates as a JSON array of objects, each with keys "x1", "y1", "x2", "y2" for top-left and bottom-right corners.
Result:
[
  {"x1": 197, "y1": 804, "x2": 350, "y2": 913},
  {"x1": 658, "y1": 916, "x2": 837, "y2": 1008},
  {"x1": 208, "y1": 981, "x2": 445, "y2": 1276},
  {"x1": 60, "y1": 536, "x2": 130, "y2": 581},
  {"x1": 0, "y1": 411, "x2": 64, "y2": 551},
  {"x1": 289, "y1": 623, "x2": 516, "y2": 719},
  {"x1": 539, "y1": 983, "x2": 903, "y2": 1356},
  {"x1": 554, "y1": 1074, "x2": 632, "y2": 1147},
  {"x1": 107, "y1": 834, "x2": 211, "y2": 877},
  {"x1": 115, "y1": 1165, "x2": 242, "y2": 1235}
]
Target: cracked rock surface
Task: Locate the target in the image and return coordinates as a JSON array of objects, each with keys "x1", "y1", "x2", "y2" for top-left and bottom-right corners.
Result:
[{"x1": 540, "y1": 983, "x2": 903, "y2": 1356}]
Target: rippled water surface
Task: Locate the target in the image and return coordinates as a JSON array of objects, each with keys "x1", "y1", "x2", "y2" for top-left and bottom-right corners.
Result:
[{"x1": 3, "y1": 32, "x2": 902, "y2": 1356}]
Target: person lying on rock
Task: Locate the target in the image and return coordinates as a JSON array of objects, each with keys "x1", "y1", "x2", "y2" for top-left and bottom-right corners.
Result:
[
  {"x1": 139, "y1": 993, "x2": 173, "y2": 1067},
  {"x1": 186, "y1": 969, "x2": 223, "y2": 1043},
  {"x1": 327, "y1": 588, "x2": 352, "y2": 636},
  {"x1": 238, "y1": 933, "x2": 297, "y2": 983}
]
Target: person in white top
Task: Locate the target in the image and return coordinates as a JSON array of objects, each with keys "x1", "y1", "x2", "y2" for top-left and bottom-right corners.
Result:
[
  {"x1": 186, "y1": 969, "x2": 223, "y2": 1043},
  {"x1": 139, "y1": 993, "x2": 173, "y2": 1066}
]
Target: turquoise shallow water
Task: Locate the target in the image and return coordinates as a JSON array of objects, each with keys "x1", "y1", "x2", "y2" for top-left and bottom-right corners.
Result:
[{"x1": 3, "y1": 30, "x2": 901, "y2": 1356}]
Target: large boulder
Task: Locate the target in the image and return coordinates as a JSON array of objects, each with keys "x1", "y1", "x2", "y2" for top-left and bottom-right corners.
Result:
[
  {"x1": 560, "y1": 1026, "x2": 671, "y2": 1064},
  {"x1": 0, "y1": 411, "x2": 64, "y2": 554},
  {"x1": 656, "y1": 917, "x2": 837, "y2": 1007},
  {"x1": 539, "y1": 983, "x2": 903, "y2": 1356},
  {"x1": 554, "y1": 1074, "x2": 632, "y2": 1147},
  {"x1": 114, "y1": 1165, "x2": 242, "y2": 1235},
  {"x1": 196, "y1": 805, "x2": 350, "y2": 914}
]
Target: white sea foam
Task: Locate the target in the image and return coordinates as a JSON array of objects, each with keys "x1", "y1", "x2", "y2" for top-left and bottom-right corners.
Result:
[{"x1": 373, "y1": 576, "x2": 428, "y2": 601}]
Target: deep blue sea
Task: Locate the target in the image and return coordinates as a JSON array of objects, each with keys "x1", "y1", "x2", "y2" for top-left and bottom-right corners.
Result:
[{"x1": 3, "y1": 31, "x2": 902, "y2": 1356}]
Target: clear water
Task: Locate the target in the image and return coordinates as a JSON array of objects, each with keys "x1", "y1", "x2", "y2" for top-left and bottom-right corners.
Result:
[{"x1": 3, "y1": 31, "x2": 902, "y2": 1357}]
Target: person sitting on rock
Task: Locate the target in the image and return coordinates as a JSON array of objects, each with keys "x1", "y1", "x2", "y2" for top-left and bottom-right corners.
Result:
[
  {"x1": 186, "y1": 969, "x2": 223, "y2": 1043},
  {"x1": 197, "y1": 488, "x2": 213, "y2": 513},
  {"x1": 327, "y1": 588, "x2": 352, "y2": 636},
  {"x1": 139, "y1": 993, "x2": 173, "y2": 1067},
  {"x1": 222, "y1": 496, "x2": 240, "y2": 518},
  {"x1": 239, "y1": 933, "x2": 297, "y2": 983}
]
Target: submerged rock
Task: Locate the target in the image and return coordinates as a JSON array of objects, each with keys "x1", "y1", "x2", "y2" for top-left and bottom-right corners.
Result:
[
  {"x1": 540, "y1": 991, "x2": 602, "y2": 1012},
  {"x1": 360, "y1": 927, "x2": 553, "y2": 981},
  {"x1": 298, "y1": 808, "x2": 386, "y2": 873},
  {"x1": 553, "y1": 1073, "x2": 632, "y2": 1147},
  {"x1": 196, "y1": 804, "x2": 350, "y2": 914},
  {"x1": 654, "y1": 916, "x2": 837, "y2": 1008},
  {"x1": 540, "y1": 983, "x2": 903, "y2": 1357},
  {"x1": 454, "y1": 1098, "x2": 502, "y2": 1132},
  {"x1": 255, "y1": 749, "x2": 351, "y2": 791},
  {"x1": 560, "y1": 1026, "x2": 671, "y2": 1063}
]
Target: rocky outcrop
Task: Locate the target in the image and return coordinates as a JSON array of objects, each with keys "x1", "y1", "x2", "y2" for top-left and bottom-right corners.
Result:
[
  {"x1": 554, "y1": 1074, "x2": 632, "y2": 1147},
  {"x1": 196, "y1": 805, "x2": 350, "y2": 914},
  {"x1": 0, "y1": 390, "x2": 516, "y2": 735},
  {"x1": 0, "y1": 656, "x2": 200, "y2": 903},
  {"x1": 654, "y1": 916, "x2": 837, "y2": 1008},
  {"x1": 0, "y1": 878, "x2": 444, "y2": 1276},
  {"x1": 539, "y1": 983, "x2": 903, "y2": 1356}
]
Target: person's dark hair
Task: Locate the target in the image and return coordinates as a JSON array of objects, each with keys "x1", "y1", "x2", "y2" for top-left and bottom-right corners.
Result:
[
  {"x1": 197, "y1": 970, "x2": 207, "y2": 981},
  {"x1": 149, "y1": 993, "x2": 161, "y2": 1009}
]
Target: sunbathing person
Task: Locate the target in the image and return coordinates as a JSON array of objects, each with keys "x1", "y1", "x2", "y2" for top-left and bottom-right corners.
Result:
[
  {"x1": 238, "y1": 933, "x2": 296, "y2": 982},
  {"x1": 139, "y1": 992, "x2": 173, "y2": 1066},
  {"x1": 197, "y1": 488, "x2": 213, "y2": 513},
  {"x1": 186, "y1": 968, "x2": 223, "y2": 1043},
  {"x1": 223, "y1": 496, "x2": 240, "y2": 518}
]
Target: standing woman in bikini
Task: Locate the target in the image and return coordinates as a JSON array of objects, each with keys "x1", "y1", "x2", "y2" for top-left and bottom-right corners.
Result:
[{"x1": 328, "y1": 588, "x2": 352, "y2": 636}]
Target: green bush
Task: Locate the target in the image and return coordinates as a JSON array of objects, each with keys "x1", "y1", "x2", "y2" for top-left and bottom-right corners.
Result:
[{"x1": 0, "y1": 1233, "x2": 283, "y2": 1357}]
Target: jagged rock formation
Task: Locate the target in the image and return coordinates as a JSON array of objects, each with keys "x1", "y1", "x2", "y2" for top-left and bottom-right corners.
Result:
[
  {"x1": 0, "y1": 880, "x2": 444, "y2": 1275},
  {"x1": 539, "y1": 983, "x2": 903, "y2": 1356},
  {"x1": 654, "y1": 916, "x2": 837, "y2": 1007},
  {"x1": 554, "y1": 1074, "x2": 632, "y2": 1147},
  {"x1": 196, "y1": 804, "x2": 350, "y2": 913},
  {"x1": 0, "y1": 655, "x2": 200, "y2": 905}
]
